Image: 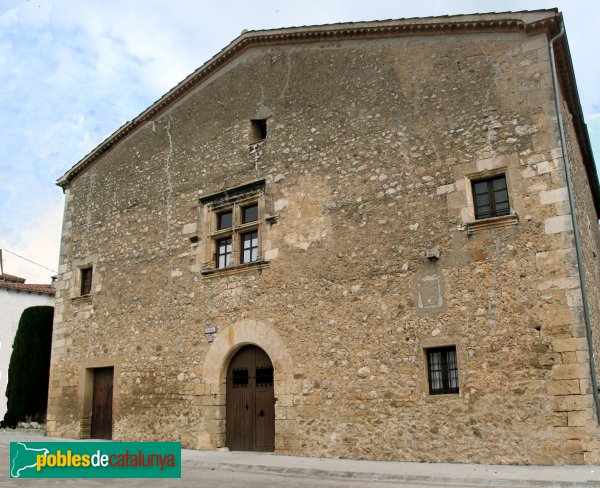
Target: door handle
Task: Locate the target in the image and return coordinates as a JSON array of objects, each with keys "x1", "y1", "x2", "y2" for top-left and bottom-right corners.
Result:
[{"x1": 259, "y1": 409, "x2": 264, "y2": 417}]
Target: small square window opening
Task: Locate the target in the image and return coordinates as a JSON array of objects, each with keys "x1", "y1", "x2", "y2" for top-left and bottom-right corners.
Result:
[
  {"x1": 81, "y1": 267, "x2": 93, "y2": 296},
  {"x1": 218, "y1": 211, "x2": 233, "y2": 230},
  {"x1": 242, "y1": 204, "x2": 259, "y2": 224},
  {"x1": 427, "y1": 346, "x2": 459, "y2": 395},
  {"x1": 472, "y1": 175, "x2": 510, "y2": 220},
  {"x1": 250, "y1": 119, "x2": 267, "y2": 143}
]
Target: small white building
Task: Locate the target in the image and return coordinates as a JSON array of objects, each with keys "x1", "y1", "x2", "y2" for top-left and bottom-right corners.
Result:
[{"x1": 0, "y1": 273, "x2": 55, "y2": 420}]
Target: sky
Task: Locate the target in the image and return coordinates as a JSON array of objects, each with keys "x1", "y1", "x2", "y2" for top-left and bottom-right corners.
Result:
[{"x1": 0, "y1": 0, "x2": 599, "y2": 282}]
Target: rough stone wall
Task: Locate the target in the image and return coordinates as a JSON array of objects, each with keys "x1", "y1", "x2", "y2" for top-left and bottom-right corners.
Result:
[
  {"x1": 48, "y1": 27, "x2": 600, "y2": 464},
  {"x1": 559, "y1": 93, "x2": 600, "y2": 462}
]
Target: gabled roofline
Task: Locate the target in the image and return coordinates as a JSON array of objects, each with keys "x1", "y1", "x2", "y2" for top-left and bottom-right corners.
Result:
[
  {"x1": 57, "y1": 9, "x2": 600, "y2": 218},
  {"x1": 56, "y1": 10, "x2": 559, "y2": 189}
]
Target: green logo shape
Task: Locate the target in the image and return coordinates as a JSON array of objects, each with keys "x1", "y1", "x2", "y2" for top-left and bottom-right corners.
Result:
[{"x1": 10, "y1": 441, "x2": 181, "y2": 478}]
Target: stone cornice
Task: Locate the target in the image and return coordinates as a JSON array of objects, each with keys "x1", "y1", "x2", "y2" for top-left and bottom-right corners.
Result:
[{"x1": 57, "y1": 11, "x2": 569, "y2": 191}]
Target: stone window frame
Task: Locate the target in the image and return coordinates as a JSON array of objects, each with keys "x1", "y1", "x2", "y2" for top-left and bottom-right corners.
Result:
[
  {"x1": 70, "y1": 256, "x2": 99, "y2": 302},
  {"x1": 199, "y1": 179, "x2": 271, "y2": 276},
  {"x1": 425, "y1": 345, "x2": 459, "y2": 395},
  {"x1": 420, "y1": 338, "x2": 463, "y2": 400},
  {"x1": 80, "y1": 266, "x2": 93, "y2": 296},
  {"x1": 471, "y1": 174, "x2": 511, "y2": 220},
  {"x1": 462, "y1": 167, "x2": 518, "y2": 234}
]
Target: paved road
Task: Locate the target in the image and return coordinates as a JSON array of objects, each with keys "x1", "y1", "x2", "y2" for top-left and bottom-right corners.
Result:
[{"x1": 2, "y1": 431, "x2": 600, "y2": 487}]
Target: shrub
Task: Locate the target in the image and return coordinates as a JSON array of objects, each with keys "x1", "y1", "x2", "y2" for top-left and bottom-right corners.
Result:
[{"x1": 1, "y1": 306, "x2": 53, "y2": 428}]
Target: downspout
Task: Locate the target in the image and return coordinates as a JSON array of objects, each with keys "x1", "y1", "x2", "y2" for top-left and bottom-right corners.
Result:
[{"x1": 549, "y1": 19, "x2": 600, "y2": 422}]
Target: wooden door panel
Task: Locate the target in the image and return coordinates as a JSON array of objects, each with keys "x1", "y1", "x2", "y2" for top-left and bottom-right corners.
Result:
[
  {"x1": 226, "y1": 345, "x2": 274, "y2": 451},
  {"x1": 91, "y1": 367, "x2": 113, "y2": 440}
]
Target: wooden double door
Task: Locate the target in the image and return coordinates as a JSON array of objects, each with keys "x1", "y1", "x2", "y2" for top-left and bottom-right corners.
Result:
[{"x1": 226, "y1": 345, "x2": 275, "y2": 451}]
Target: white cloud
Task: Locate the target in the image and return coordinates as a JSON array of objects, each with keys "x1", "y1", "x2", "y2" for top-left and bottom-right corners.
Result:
[{"x1": 1, "y1": 198, "x2": 63, "y2": 283}]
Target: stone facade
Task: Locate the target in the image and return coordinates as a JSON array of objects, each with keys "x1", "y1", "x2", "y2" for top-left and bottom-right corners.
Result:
[{"x1": 48, "y1": 11, "x2": 600, "y2": 464}]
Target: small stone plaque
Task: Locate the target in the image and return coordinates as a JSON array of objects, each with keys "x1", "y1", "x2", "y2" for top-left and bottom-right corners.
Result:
[
  {"x1": 417, "y1": 274, "x2": 443, "y2": 309},
  {"x1": 204, "y1": 326, "x2": 217, "y2": 334}
]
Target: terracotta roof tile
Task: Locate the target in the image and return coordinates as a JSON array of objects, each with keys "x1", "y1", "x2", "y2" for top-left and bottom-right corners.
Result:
[
  {"x1": 0, "y1": 276, "x2": 55, "y2": 295},
  {"x1": 0, "y1": 273, "x2": 26, "y2": 283}
]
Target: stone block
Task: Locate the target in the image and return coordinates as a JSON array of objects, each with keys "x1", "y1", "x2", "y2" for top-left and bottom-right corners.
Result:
[
  {"x1": 552, "y1": 337, "x2": 588, "y2": 352},
  {"x1": 564, "y1": 440, "x2": 584, "y2": 454},
  {"x1": 539, "y1": 187, "x2": 568, "y2": 205},
  {"x1": 568, "y1": 410, "x2": 592, "y2": 427},
  {"x1": 544, "y1": 215, "x2": 573, "y2": 234},
  {"x1": 182, "y1": 223, "x2": 197, "y2": 235},
  {"x1": 538, "y1": 277, "x2": 579, "y2": 291},
  {"x1": 436, "y1": 183, "x2": 455, "y2": 195},
  {"x1": 552, "y1": 395, "x2": 590, "y2": 412},
  {"x1": 552, "y1": 364, "x2": 589, "y2": 380},
  {"x1": 547, "y1": 379, "x2": 580, "y2": 396},
  {"x1": 535, "y1": 160, "x2": 554, "y2": 175}
]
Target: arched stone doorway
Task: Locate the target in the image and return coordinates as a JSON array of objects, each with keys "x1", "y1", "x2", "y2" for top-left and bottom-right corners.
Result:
[{"x1": 226, "y1": 345, "x2": 274, "y2": 451}]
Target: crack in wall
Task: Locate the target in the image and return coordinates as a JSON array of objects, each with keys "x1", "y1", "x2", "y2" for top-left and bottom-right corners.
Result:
[
  {"x1": 280, "y1": 51, "x2": 293, "y2": 99},
  {"x1": 165, "y1": 117, "x2": 174, "y2": 238}
]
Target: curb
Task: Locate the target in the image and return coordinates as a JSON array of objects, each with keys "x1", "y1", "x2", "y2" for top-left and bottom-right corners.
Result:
[{"x1": 188, "y1": 460, "x2": 600, "y2": 487}]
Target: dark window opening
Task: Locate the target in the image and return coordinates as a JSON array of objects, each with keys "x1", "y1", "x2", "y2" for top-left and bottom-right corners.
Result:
[
  {"x1": 241, "y1": 231, "x2": 259, "y2": 264},
  {"x1": 217, "y1": 237, "x2": 232, "y2": 268},
  {"x1": 472, "y1": 175, "x2": 510, "y2": 220},
  {"x1": 218, "y1": 211, "x2": 233, "y2": 230},
  {"x1": 427, "y1": 346, "x2": 459, "y2": 395},
  {"x1": 81, "y1": 267, "x2": 93, "y2": 296},
  {"x1": 232, "y1": 368, "x2": 248, "y2": 388},
  {"x1": 242, "y1": 204, "x2": 259, "y2": 224},
  {"x1": 256, "y1": 367, "x2": 273, "y2": 386},
  {"x1": 250, "y1": 119, "x2": 267, "y2": 143}
]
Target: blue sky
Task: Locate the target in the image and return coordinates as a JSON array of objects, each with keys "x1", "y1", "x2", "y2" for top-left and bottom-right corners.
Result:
[{"x1": 1, "y1": 0, "x2": 599, "y2": 282}]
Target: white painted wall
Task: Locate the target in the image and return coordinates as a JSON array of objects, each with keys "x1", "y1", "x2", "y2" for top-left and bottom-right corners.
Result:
[{"x1": 0, "y1": 288, "x2": 54, "y2": 420}]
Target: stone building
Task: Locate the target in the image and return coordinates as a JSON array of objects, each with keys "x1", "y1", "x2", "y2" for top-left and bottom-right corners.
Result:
[{"x1": 48, "y1": 10, "x2": 600, "y2": 464}]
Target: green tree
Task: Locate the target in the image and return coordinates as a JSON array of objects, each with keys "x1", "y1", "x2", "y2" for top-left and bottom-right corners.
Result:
[{"x1": 2, "y1": 306, "x2": 54, "y2": 428}]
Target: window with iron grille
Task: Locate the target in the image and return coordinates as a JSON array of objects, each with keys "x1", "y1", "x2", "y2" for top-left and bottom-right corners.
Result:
[
  {"x1": 255, "y1": 366, "x2": 274, "y2": 386},
  {"x1": 472, "y1": 175, "x2": 510, "y2": 220},
  {"x1": 427, "y1": 346, "x2": 459, "y2": 395},
  {"x1": 232, "y1": 368, "x2": 248, "y2": 388},
  {"x1": 80, "y1": 267, "x2": 93, "y2": 296}
]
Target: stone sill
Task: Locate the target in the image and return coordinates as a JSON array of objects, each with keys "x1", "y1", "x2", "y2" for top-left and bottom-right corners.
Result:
[
  {"x1": 460, "y1": 213, "x2": 519, "y2": 235},
  {"x1": 71, "y1": 295, "x2": 92, "y2": 305},
  {"x1": 424, "y1": 392, "x2": 461, "y2": 402},
  {"x1": 201, "y1": 260, "x2": 270, "y2": 278}
]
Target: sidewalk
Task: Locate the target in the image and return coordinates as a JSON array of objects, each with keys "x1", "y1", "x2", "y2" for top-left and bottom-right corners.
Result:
[
  {"x1": 2, "y1": 430, "x2": 600, "y2": 486},
  {"x1": 184, "y1": 449, "x2": 600, "y2": 486}
]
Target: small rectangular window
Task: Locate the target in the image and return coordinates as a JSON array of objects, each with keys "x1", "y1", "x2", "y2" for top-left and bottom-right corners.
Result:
[
  {"x1": 241, "y1": 231, "x2": 259, "y2": 264},
  {"x1": 242, "y1": 204, "x2": 259, "y2": 224},
  {"x1": 427, "y1": 346, "x2": 459, "y2": 395},
  {"x1": 218, "y1": 211, "x2": 233, "y2": 230},
  {"x1": 217, "y1": 237, "x2": 232, "y2": 268},
  {"x1": 81, "y1": 267, "x2": 93, "y2": 296},
  {"x1": 250, "y1": 119, "x2": 267, "y2": 143},
  {"x1": 472, "y1": 175, "x2": 510, "y2": 220}
]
